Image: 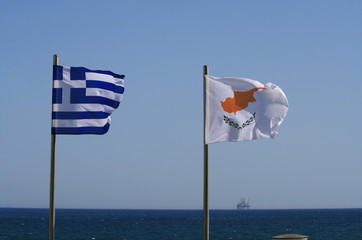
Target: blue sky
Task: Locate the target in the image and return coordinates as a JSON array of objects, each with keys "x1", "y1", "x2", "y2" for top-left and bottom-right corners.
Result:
[{"x1": 1, "y1": 0, "x2": 361, "y2": 209}]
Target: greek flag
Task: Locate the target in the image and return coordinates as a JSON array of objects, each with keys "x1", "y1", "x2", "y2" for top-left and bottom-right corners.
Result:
[{"x1": 52, "y1": 66, "x2": 125, "y2": 134}]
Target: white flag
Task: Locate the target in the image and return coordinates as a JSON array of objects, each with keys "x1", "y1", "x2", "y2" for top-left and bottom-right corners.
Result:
[{"x1": 205, "y1": 75, "x2": 288, "y2": 144}]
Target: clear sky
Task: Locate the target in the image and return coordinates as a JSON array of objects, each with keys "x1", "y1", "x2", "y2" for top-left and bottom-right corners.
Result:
[{"x1": 1, "y1": 0, "x2": 361, "y2": 210}]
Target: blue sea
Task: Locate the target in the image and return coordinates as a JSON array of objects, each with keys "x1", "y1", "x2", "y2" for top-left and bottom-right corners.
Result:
[{"x1": 0, "y1": 208, "x2": 361, "y2": 240}]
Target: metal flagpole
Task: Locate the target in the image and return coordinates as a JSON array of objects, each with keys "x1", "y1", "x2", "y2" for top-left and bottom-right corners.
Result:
[
  {"x1": 203, "y1": 65, "x2": 209, "y2": 240},
  {"x1": 49, "y1": 54, "x2": 58, "y2": 240}
]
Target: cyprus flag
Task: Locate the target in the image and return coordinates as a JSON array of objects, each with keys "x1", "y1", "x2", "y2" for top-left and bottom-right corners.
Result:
[{"x1": 205, "y1": 75, "x2": 289, "y2": 144}]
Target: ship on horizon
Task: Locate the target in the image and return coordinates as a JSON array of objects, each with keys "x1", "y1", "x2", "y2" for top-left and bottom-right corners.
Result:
[{"x1": 237, "y1": 198, "x2": 250, "y2": 210}]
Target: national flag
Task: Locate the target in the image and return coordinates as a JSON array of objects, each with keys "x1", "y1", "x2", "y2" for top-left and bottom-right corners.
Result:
[
  {"x1": 205, "y1": 75, "x2": 288, "y2": 144},
  {"x1": 52, "y1": 66, "x2": 125, "y2": 134}
]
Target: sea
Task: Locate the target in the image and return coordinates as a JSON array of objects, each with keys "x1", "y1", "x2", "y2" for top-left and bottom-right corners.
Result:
[{"x1": 0, "y1": 208, "x2": 361, "y2": 240}]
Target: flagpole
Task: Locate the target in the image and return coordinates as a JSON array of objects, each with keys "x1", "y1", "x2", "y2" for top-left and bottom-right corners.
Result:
[
  {"x1": 49, "y1": 54, "x2": 58, "y2": 240},
  {"x1": 203, "y1": 65, "x2": 209, "y2": 240}
]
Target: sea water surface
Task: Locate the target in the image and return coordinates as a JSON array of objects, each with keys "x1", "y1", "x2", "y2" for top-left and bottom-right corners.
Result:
[{"x1": 0, "y1": 208, "x2": 361, "y2": 240}]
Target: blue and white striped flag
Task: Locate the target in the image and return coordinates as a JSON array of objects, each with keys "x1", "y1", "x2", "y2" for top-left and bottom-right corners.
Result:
[{"x1": 52, "y1": 66, "x2": 125, "y2": 134}]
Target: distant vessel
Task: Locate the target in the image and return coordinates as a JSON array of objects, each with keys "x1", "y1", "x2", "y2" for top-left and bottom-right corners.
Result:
[{"x1": 237, "y1": 198, "x2": 250, "y2": 210}]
